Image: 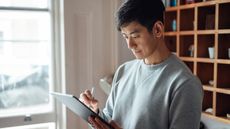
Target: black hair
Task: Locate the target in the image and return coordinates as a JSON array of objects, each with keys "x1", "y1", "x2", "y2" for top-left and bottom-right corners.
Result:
[{"x1": 116, "y1": 0, "x2": 165, "y2": 32}]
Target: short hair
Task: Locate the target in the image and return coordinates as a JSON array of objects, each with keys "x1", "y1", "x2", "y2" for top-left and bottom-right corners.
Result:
[{"x1": 116, "y1": 0, "x2": 165, "y2": 32}]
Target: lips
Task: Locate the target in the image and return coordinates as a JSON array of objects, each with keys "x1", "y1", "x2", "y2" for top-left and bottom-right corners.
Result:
[{"x1": 133, "y1": 50, "x2": 141, "y2": 54}]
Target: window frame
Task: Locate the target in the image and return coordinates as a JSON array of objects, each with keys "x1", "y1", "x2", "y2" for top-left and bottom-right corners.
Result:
[{"x1": 0, "y1": 0, "x2": 65, "y2": 128}]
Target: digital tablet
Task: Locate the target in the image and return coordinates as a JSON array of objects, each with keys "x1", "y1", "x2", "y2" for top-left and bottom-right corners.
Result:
[{"x1": 50, "y1": 92, "x2": 114, "y2": 129}]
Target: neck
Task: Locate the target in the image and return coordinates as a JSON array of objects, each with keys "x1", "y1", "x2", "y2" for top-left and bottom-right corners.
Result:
[{"x1": 144, "y1": 41, "x2": 171, "y2": 65}]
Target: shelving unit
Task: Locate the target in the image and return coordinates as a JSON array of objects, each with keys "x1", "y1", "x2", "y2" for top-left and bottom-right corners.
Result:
[{"x1": 165, "y1": 0, "x2": 230, "y2": 124}]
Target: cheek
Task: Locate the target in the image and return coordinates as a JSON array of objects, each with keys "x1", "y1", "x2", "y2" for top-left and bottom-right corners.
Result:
[
  {"x1": 142, "y1": 42, "x2": 157, "y2": 55},
  {"x1": 140, "y1": 39, "x2": 155, "y2": 51}
]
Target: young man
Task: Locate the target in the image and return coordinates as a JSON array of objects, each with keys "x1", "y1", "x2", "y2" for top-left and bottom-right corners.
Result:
[{"x1": 80, "y1": 0, "x2": 203, "y2": 128}]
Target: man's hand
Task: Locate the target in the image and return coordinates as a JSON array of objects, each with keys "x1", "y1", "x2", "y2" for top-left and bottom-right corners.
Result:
[
  {"x1": 88, "y1": 116, "x2": 122, "y2": 129},
  {"x1": 79, "y1": 89, "x2": 99, "y2": 113}
]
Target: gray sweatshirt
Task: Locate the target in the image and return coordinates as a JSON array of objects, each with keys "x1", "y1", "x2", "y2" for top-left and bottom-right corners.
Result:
[{"x1": 100, "y1": 54, "x2": 203, "y2": 129}]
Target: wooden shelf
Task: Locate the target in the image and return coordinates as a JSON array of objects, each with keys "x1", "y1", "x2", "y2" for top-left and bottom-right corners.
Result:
[
  {"x1": 219, "y1": 0, "x2": 230, "y2": 4},
  {"x1": 165, "y1": 0, "x2": 230, "y2": 123},
  {"x1": 217, "y1": 59, "x2": 230, "y2": 64},
  {"x1": 216, "y1": 88, "x2": 230, "y2": 95},
  {"x1": 179, "y1": 4, "x2": 196, "y2": 9},
  {"x1": 218, "y1": 29, "x2": 230, "y2": 34},
  {"x1": 196, "y1": 1, "x2": 217, "y2": 7},
  {"x1": 196, "y1": 58, "x2": 215, "y2": 63},
  {"x1": 166, "y1": 6, "x2": 178, "y2": 11},
  {"x1": 180, "y1": 57, "x2": 195, "y2": 62},
  {"x1": 203, "y1": 85, "x2": 215, "y2": 92},
  {"x1": 197, "y1": 30, "x2": 216, "y2": 34},
  {"x1": 202, "y1": 113, "x2": 230, "y2": 124},
  {"x1": 164, "y1": 32, "x2": 177, "y2": 36},
  {"x1": 203, "y1": 86, "x2": 230, "y2": 95},
  {"x1": 179, "y1": 31, "x2": 195, "y2": 35},
  {"x1": 216, "y1": 117, "x2": 230, "y2": 124},
  {"x1": 202, "y1": 112, "x2": 214, "y2": 117}
]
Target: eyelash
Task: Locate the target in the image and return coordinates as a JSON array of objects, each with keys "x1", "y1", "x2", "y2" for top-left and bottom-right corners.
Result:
[
  {"x1": 123, "y1": 35, "x2": 140, "y2": 39},
  {"x1": 132, "y1": 35, "x2": 139, "y2": 38}
]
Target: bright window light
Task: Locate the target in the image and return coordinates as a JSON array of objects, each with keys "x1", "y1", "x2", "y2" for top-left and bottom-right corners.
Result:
[
  {"x1": 0, "y1": 1, "x2": 53, "y2": 117},
  {"x1": 1, "y1": 122, "x2": 55, "y2": 129}
]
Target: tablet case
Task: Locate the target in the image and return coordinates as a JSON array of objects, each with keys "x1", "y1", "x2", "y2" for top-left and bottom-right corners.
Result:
[{"x1": 50, "y1": 92, "x2": 114, "y2": 129}]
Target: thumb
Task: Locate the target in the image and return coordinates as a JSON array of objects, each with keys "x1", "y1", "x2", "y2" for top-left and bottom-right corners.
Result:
[{"x1": 109, "y1": 120, "x2": 122, "y2": 129}]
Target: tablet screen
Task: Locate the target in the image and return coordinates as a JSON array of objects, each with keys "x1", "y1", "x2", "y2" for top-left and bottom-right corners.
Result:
[{"x1": 51, "y1": 92, "x2": 114, "y2": 129}]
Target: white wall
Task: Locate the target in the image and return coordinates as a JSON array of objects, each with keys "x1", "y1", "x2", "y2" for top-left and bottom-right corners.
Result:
[{"x1": 62, "y1": 0, "x2": 122, "y2": 129}]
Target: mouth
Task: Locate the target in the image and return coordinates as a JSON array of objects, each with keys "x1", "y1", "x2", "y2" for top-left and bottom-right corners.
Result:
[{"x1": 132, "y1": 50, "x2": 141, "y2": 54}]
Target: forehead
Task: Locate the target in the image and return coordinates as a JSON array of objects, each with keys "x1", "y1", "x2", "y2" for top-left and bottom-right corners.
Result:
[{"x1": 120, "y1": 21, "x2": 146, "y2": 34}]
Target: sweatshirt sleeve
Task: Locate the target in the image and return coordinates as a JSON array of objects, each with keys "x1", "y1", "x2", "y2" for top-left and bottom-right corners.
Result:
[
  {"x1": 98, "y1": 64, "x2": 124, "y2": 122},
  {"x1": 169, "y1": 77, "x2": 204, "y2": 129},
  {"x1": 88, "y1": 67, "x2": 122, "y2": 129}
]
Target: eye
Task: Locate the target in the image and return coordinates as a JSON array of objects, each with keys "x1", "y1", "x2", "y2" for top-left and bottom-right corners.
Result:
[
  {"x1": 131, "y1": 34, "x2": 140, "y2": 38},
  {"x1": 122, "y1": 34, "x2": 128, "y2": 39}
]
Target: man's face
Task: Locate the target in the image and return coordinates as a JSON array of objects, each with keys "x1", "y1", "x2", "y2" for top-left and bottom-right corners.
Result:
[{"x1": 121, "y1": 21, "x2": 158, "y2": 60}]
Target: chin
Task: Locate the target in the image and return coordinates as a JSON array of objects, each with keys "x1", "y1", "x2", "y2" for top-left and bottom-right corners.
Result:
[
  {"x1": 133, "y1": 52, "x2": 145, "y2": 59},
  {"x1": 134, "y1": 55, "x2": 144, "y2": 59}
]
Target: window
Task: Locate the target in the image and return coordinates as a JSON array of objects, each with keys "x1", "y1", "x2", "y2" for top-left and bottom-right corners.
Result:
[
  {"x1": 1, "y1": 123, "x2": 55, "y2": 129},
  {"x1": 0, "y1": 0, "x2": 48, "y2": 8},
  {"x1": 0, "y1": 0, "x2": 58, "y2": 128}
]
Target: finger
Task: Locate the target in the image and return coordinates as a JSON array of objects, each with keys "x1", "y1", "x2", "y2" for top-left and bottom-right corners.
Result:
[
  {"x1": 80, "y1": 93, "x2": 91, "y2": 106},
  {"x1": 88, "y1": 117, "x2": 96, "y2": 128},
  {"x1": 110, "y1": 120, "x2": 122, "y2": 129},
  {"x1": 95, "y1": 117, "x2": 108, "y2": 129},
  {"x1": 85, "y1": 90, "x2": 93, "y2": 99},
  {"x1": 79, "y1": 93, "x2": 86, "y2": 100},
  {"x1": 89, "y1": 116, "x2": 103, "y2": 129},
  {"x1": 91, "y1": 98, "x2": 98, "y2": 106}
]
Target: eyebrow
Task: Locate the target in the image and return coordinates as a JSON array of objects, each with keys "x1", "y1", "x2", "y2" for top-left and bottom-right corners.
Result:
[{"x1": 122, "y1": 29, "x2": 140, "y2": 35}]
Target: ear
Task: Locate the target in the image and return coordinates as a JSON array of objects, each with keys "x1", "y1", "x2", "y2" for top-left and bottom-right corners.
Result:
[{"x1": 152, "y1": 21, "x2": 164, "y2": 38}]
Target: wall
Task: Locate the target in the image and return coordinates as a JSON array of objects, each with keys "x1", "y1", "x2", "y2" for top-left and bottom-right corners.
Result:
[{"x1": 63, "y1": 0, "x2": 120, "y2": 129}]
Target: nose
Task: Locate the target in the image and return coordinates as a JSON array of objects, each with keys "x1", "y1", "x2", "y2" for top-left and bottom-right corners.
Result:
[{"x1": 127, "y1": 38, "x2": 135, "y2": 49}]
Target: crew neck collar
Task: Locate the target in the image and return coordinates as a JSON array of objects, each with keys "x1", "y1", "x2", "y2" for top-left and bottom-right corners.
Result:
[{"x1": 140, "y1": 53, "x2": 175, "y2": 70}]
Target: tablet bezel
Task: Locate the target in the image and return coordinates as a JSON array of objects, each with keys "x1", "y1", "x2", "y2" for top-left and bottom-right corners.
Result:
[{"x1": 51, "y1": 92, "x2": 114, "y2": 129}]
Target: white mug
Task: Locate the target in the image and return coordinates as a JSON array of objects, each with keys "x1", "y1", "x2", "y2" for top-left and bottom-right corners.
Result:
[
  {"x1": 208, "y1": 47, "x2": 214, "y2": 59},
  {"x1": 228, "y1": 48, "x2": 230, "y2": 59}
]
